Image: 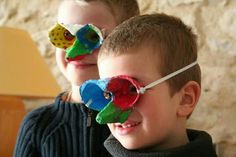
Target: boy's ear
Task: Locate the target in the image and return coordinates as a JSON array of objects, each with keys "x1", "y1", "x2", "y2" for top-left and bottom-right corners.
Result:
[{"x1": 177, "y1": 81, "x2": 201, "y2": 118}]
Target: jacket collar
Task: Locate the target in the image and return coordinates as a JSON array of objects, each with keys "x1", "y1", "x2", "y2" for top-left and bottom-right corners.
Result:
[{"x1": 104, "y1": 129, "x2": 218, "y2": 157}]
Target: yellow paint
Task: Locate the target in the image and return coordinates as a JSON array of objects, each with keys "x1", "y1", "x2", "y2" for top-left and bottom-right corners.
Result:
[{"x1": 48, "y1": 23, "x2": 75, "y2": 49}]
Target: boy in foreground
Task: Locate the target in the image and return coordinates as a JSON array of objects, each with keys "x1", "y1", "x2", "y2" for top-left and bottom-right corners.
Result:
[{"x1": 81, "y1": 13, "x2": 218, "y2": 156}]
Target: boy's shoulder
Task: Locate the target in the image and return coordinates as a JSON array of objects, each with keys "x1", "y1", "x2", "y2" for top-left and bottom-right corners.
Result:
[
  {"x1": 20, "y1": 93, "x2": 65, "y2": 133},
  {"x1": 15, "y1": 93, "x2": 71, "y2": 154},
  {"x1": 22, "y1": 103, "x2": 54, "y2": 126},
  {"x1": 19, "y1": 102, "x2": 56, "y2": 138}
]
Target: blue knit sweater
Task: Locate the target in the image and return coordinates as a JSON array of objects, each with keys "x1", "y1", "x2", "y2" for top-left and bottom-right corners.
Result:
[{"x1": 14, "y1": 93, "x2": 112, "y2": 157}]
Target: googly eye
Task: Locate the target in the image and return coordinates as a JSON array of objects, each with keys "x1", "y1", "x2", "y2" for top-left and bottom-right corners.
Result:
[
  {"x1": 103, "y1": 91, "x2": 112, "y2": 100},
  {"x1": 64, "y1": 30, "x2": 75, "y2": 41}
]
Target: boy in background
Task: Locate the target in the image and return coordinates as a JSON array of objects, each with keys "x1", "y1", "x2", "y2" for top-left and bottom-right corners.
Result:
[{"x1": 14, "y1": 1, "x2": 139, "y2": 157}]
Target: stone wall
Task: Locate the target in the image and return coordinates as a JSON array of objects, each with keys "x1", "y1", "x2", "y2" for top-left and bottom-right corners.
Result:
[{"x1": 1, "y1": 0, "x2": 235, "y2": 156}]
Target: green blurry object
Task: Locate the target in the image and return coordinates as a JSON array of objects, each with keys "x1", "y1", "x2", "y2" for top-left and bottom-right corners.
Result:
[{"x1": 96, "y1": 102, "x2": 132, "y2": 124}]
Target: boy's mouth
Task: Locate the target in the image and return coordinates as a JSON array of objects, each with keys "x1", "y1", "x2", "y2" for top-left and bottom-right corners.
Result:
[
  {"x1": 113, "y1": 120, "x2": 141, "y2": 135},
  {"x1": 115, "y1": 121, "x2": 141, "y2": 128},
  {"x1": 66, "y1": 54, "x2": 88, "y2": 62},
  {"x1": 66, "y1": 54, "x2": 97, "y2": 68},
  {"x1": 68, "y1": 60, "x2": 97, "y2": 68}
]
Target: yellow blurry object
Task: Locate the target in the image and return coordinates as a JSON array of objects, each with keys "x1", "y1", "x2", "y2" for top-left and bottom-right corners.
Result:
[
  {"x1": 48, "y1": 23, "x2": 75, "y2": 49},
  {"x1": 0, "y1": 27, "x2": 61, "y2": 98},
  {"x1": 0, "y1": 27, "x2": 61, "y2": 157}
]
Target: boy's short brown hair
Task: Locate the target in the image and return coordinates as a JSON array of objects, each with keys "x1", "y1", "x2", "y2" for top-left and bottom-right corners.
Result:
[
  {"x1": 99, "y1": 13, "x2": 201, "y2": 96},
  {"x1": 75, "y1": 0, "x2": 140, "y2": 24}
]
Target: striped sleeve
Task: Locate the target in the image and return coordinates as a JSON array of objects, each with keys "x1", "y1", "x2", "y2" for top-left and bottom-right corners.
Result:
[{"x1": 14, "y1": 107, "x2": 45, "y2": 157}]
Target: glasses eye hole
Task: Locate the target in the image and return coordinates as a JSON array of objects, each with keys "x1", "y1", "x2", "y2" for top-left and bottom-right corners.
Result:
[
  {"x1": 103, "y1": 91, "x2": 112, "y2": 100},
  {"x1": 64, "y1": 30, "x2": 74, "y2": 41},
  {"x1": 128, "y1": 85, "x2": 137, "y2": 94},
  {"x1": 86, "y1": 30, "x2": 100, "y2": 42}
]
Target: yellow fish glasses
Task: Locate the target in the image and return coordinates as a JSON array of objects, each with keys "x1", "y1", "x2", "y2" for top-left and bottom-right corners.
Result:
[
  {"x1": 49, "y1": 23, "x2": 104, "y2": 61},
  {"x1": 49, "y1": 23, "x2": 75, "y2": 49}
]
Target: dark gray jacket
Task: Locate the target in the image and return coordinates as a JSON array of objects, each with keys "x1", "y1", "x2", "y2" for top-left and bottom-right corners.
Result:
[{"x1": 104, "y1": 129, "x2": 217, "y2": 157}]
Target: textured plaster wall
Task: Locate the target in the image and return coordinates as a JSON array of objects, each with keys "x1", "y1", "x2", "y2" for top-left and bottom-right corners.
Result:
[{"x1": 1, "y1": 0, "x2": 235, "y2": 156}]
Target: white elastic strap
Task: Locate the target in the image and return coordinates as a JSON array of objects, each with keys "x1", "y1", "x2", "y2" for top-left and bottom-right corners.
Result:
[
  {"x1": 85, "y1": 99, "x2": 93, "y2": 108},
  {"x1": 138, "y1": 61, "x2": 198, "y2": 94}
]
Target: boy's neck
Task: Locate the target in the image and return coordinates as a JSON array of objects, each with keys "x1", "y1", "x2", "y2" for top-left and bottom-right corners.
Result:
[{"x1": 70, "y1": 84, "x2": 82, "y2": 103}]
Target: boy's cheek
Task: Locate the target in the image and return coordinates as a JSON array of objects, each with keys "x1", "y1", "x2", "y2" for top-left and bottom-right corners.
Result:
[
  {"x1": 107, "y1": 124, "x2": 114, "y2": 130},
  {"x1": 56, "y1": 47, "x2": 66, "y2": 53},
  {"x1": 91, "y1": 48, "x2": 99, "y2": 58},
  {"x1": 55, "y1": 50, "x2": 67, "y2": 71},
  {"x1": 107, "y1": 123, "x2": 117, "y2": 135}
]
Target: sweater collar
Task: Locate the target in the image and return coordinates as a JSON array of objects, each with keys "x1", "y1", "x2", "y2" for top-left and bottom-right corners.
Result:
[{"x1": 104, "y1": 129, "x2": 217, "y2": 157}]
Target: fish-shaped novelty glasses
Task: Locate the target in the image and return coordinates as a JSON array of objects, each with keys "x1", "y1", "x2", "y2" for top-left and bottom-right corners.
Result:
[
  {"x1": 80, "y1": 61, "x2": 198, "y2": 124},
  {"x1": 49, "y1": 23, "x2": 104, "y2": 61}
]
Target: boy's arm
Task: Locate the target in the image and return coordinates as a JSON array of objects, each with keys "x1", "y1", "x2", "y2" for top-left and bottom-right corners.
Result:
[{"x1": 14, "y1": 112, "x2": 40, "y2": 157}]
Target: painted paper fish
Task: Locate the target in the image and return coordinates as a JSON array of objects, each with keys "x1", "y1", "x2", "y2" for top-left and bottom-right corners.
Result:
[{"x1": 48, "y1": 23, "x2": 75, "y2": 49}]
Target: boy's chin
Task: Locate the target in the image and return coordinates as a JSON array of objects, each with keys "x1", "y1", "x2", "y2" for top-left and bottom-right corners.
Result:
[
  {"x1": 119, "y1": 139, "x2": 159, "y2": 152},
  {"x1": 113, "y1": 134, "x2": 142, "y2": 150},
  {"x1": 120, "y1": 140, "x2": 142, "y2": 150}
]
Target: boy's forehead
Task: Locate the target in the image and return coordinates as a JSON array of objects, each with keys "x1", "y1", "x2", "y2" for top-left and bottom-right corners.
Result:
[
  {"x1": 57, "y1": 1, "x2": 116, "y2": 30},
  {"x1": 98, "y1": 45, "x2": 160, "y2": 64},
  {"x1": 98, "y1": 46, "x2": 161, "y2": 79}
]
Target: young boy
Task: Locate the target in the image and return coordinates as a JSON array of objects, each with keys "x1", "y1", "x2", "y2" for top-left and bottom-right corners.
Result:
[
  {"x1": 81, "y1": 13, "x2": 218, "y2": 156},
  {"x1": 14, "y1": 1, "x2": 139, "y2": 157}
]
